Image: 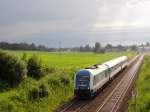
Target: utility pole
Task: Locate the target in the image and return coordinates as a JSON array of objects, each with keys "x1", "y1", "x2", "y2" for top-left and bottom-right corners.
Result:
[{"x1": 58, "y1": 41, "x2": 61, "y2": 56}]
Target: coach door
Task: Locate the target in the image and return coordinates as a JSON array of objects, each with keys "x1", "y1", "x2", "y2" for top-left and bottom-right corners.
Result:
[{"x1": 105, "y1": 69, "x2": 110, "y2": 81}]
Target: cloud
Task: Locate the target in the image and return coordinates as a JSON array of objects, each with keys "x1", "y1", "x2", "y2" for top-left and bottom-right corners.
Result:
[
  {"x1": 0, "y1": 19, "x2": 82, "y2": 38},
  {"x1": 129, "y1": 0, "x2": 150, "y2": 5},
  {"x1": 92, "y1": 0, "x2": 150, "y2": 32},
  {"x1": 0, "y1": 0, "x2": 150, "y2": 47}
]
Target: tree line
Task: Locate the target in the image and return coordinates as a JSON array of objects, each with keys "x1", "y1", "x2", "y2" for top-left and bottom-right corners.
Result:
[
  {"x1": 0, "y1": 42, "x2": 56, "y2": 51},
  {"x1": 0, "y1": 41, "x2": 141, "y2": 53}
]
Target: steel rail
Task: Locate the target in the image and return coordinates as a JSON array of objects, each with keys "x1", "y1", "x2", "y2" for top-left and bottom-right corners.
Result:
[{"x1": 95, "y1": 55, "x2": 143, "y2": 112}]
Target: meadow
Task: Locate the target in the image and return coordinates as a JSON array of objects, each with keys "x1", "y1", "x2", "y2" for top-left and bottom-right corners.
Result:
[
  {"x1": 128, "y1": 54, "x2": 150, "y2": 112},
  {"x1": 8, "y1": 50, "x2": 135, "y2": 68},
  {"x1": 0, "y1": 50, "x2": 135, "y2": 112}
]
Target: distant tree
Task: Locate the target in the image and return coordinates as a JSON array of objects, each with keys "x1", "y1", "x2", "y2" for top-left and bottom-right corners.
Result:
[
  {"x1": 130, "y1": 45, "x2": 138, "y2": 51},
  {"x1": 79, "y1": 46, "x2": 84, "y2": 52},
  {"x1": 85, "y1": 44, "x2": 90, "y2": 52},
  {"x1": 117, "y1": 44, "x2": 126, "y2": 51},
  {"x1": 0, "y1": 42, "x2": 53, "y2": 51},
  {"x1": 105, "y1": 44, "x2": 113, "y2": 49},
  {"x1": 30, "y1": 43, "x2": 37, "y2": 50},
  {"x1": 38, "y1": 45, "x2": 47, "y2": 51},
  {"x1": 105, "y1": 44, "x2": 113, "y2": 52},
  {"x1": 94, "y1": 42, "x2": 101, "y2": 53},
  {"x1": 146, "y1": 42, "x2": 150, "y2": 46},
  {"x1": 141, "y1": 44, "x2": 144, "y2": 47}
]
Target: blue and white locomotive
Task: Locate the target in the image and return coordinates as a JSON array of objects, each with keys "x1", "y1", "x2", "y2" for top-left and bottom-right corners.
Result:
[{"x1": 74, "y1": 56, "x2": 128, "y2": 98}]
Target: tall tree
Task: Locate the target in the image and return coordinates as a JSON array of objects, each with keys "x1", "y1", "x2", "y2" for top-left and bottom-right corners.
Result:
[
  {"x1": 146, "y1": 42, "x2": 150, "y2": 46},
  {"x1": 130, "y1": 45, "x2": 138, "y2": 51},
  {"x1": 105, "y1": 44, "x2": 113, "y2": 49},
  {"x1": 85, "y1": 44, "x2": 90, "y2": 51},
  {"x1": 94, "y1": 42, "x2": 101, "y2": 53}
]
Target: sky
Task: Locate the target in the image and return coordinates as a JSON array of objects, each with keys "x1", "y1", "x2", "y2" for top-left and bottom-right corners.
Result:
[{"x1": 0, "y1": 0, "x2": 150, "y2": 47}]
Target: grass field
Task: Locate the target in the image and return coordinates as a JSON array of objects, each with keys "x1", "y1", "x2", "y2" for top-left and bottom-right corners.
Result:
[
  {"x1": 128, "y1": 54, "x2": 150, "y2": 112},
  {"x1": 8, "y1": 50, "x2": 135, "y2": 68},
  {"x1": 0, "y1": 50, "x2": 135, "y2": 112}
]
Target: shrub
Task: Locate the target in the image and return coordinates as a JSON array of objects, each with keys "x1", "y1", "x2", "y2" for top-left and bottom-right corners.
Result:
[
  {"x1": 27, "y1": 55, "x2": 43, "y2": 79},
  {"x1": 0, "y1": 80, "x2": 10, "y2": 91},
  {"x1": 44, "y1": 66, "x2": 55, "y2": 73},
  {"x1": 28, "y1": 85, "x2": 49, "y2": 100},
  {"x1": 28, "y1": 87, "x2": 39, "y2": 100},
  {"x1": 21, "y1": 53, "x2": 27, "y2": 62},
  {"x1": 0, "y1": 51, "x2": 27, "y2": 86},
  {"x1": 48, "y1": 78, "x2": 61, "y2": 87},
  {"x1": 39, "y1": 84, "x2": 49, "y2": 98},
  {"x1": 144, "y1": 75, "x2": 150, "y2": 81},
  {"x1": 0, "y1": 101, "x2": 16, "y2": 112},
  {"x1": 60, "y1": 76, "x2": 70, "y2": 85}
]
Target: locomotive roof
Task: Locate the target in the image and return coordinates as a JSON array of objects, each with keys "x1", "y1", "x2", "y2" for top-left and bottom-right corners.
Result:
[
  {"x1": 103, "y1": 56, "x2": 127, "y2": 68},
  {"x1": 84, "y1": 64, "x2": 108, "y2": 75},
  {"x1": 76, "y1": 56, "x2": 128, "y2": 76}
]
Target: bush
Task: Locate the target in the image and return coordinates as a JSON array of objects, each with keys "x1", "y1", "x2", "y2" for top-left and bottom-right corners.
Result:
[
  {"x1": 0, "y1": 51, "x2": 27, "y2": 86},
  {"x1": 21, "y1": 53, "x2": 27, "y2": 62},
  {"x1": 60, "y1": 76, "x2": 70, "y2": 85},
  {"x1": 44, "y1": 66, "x2": 55, "y2": 73},
  {"x1": 28, "y1": 85, "x2": 49, "y2": 100},
  {"x1": 0, "y1": 80, "x2": 10, "y2": 91},
  {"x1": 28, "y1": 87, "x2": 39, "y2": 100},
  {"x1": 48, "y1": 78, "x2": 61, "y2": 87},
  {"x1": 27, "y1": 55, "x2": 43, "y2": 79},
  {"x1": 0, "y1": 101, "x2": 16, "y2": 112},
  {"x1": 39, "y1": 84, "x2": 49, "y2": 98}
]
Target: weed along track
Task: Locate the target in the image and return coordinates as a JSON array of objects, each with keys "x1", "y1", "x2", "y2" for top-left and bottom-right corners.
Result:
[{"x1": 56, "y1": 55, "x2": 144, "y2": 112}]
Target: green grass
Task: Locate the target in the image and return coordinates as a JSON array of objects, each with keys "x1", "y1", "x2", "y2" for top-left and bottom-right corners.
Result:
[
  {"x1": 8, "y1": 51, "x2": 135, "y2": 68},
  {"x1": 0, "y1": 50, "x2": 135, "y2": 112},
  {"x1": 128, "y1": 54, "x2": 150, "y2": 112}
]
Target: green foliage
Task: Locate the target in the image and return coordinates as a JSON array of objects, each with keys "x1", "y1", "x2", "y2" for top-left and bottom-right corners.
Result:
[
  {"x1": 28, "y1": 83, "x2": 49, "y2": 100},
  {"x1": 28, "y1": 87, "x2": 39, "y2": 100},
  {"x1": 94, "y1": 42, "x2": 101, "y2": 53},
  {"x1": 0, "y1": 50, "x2": 135, "y2": 112},
  {"x1": 44, "y1": 66, "x2": 55, "y2": 73},
  {"x1": 128, "y1": 55, "x2": 150, "y2": 112},
  {"x1": 0, "y1": 51, "x2": 27, "y2": 86},
  {"x1": 0, "y1": 101, "x2": 17, "y2": 112},
  {"x1": 39, "y1": 84, "x2": 49, "y2": 98},
  {"x1": 60, "y1": 76, "x2": 70, "y2": 85},
  {"x1": 27, "y1": 55, "x2": 43, "y2": 79},
  {"x1": 21, "y1": 53, "x2": 27, "y2": 62},
  {"x1": 48, "y1": 77, "x2": 61, "y2": 87}
]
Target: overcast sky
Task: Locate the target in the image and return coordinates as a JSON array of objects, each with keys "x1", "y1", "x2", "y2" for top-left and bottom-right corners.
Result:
[{"x1": 0, "y1": 0, "x2": 150, "y2": 47}]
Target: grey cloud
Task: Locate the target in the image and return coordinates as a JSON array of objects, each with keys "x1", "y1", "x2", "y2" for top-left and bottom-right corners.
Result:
[
  {"x1": 0, "y1": 0, "x2": 150, "y2": 47},
  {"x1": 0, "y1": 19, "x2": 85, "y2": 38}
]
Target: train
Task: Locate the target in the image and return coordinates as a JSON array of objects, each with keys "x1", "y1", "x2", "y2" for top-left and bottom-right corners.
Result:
[{"x1": 74, "y1": 56, "x2": 128, "y2": 98}]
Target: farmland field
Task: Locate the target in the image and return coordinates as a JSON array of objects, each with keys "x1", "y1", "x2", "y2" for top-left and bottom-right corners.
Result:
[
  {"x1": 0, "y1": 50, "x2": 135, "y2": 112},
  {"x1": 8, "y1": 50, "x2": 135, "y2": 68}
]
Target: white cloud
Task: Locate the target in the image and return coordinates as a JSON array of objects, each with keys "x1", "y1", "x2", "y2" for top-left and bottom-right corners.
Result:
[{"x1": 92, "y1": 0, "x2": 150, "y2": 31}]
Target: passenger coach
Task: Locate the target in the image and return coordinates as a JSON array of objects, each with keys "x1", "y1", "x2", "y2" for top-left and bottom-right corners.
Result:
[{"x1": 74, "y1": 56, "x2": 128, "y2": 98}]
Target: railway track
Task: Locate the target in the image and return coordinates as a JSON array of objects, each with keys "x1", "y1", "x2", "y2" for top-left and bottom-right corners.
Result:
[
  {"x1": 95, "y1": 55, "x2": 144, "y2": 112},
  {"x1": 56, "y1": 55, "x2": 144, "y2": 112}
]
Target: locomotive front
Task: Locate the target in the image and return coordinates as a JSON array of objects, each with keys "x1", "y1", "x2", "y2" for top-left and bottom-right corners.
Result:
[{"x1": 74, "y1": 70, "x2": 92, "y2": 98}]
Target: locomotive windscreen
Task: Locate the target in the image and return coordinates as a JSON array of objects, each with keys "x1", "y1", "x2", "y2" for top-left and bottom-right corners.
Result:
[{"x1": 77, "y1": 75, "x2": 90, "y2": 80}]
